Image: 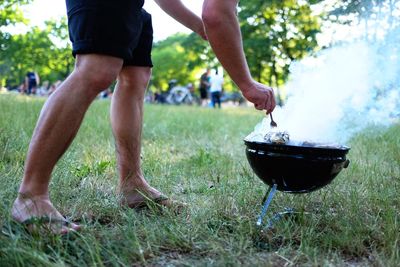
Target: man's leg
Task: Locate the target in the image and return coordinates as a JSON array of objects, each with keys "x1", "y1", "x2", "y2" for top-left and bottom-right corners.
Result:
[
  {"x1": 110, "y1": 66, "x2": 165, "y2": 207},
  {"x1": 216, "y1": 92, "x2": 221, "y2": 108},
  {"x1": 12, "y1": 54, "x2": 123, "y2": 233},
  {"x1": 211, "y1": 92, "x2": 216, "y2": 108}
]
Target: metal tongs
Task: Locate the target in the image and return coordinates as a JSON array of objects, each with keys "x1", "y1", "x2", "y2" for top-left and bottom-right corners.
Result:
[{"x1": 269, "y1": 113, "x2": 277, "y2": 128}]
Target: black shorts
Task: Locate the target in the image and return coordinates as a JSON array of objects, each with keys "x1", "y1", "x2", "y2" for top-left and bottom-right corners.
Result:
[
  {"x1": 66, "y1": 0, "x2": 153, "y2": 67},
  {"x1": 200, "y1": 88, "x2": 208, "y2": 99}
]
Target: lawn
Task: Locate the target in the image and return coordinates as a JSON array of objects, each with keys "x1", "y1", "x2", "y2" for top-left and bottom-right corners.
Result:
[{"x1": 0, "y1": 94, "x2": 399, "y2": 266}]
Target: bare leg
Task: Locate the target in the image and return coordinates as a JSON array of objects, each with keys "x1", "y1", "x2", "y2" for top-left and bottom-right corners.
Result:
[
  {"x1": 110, "y1": 66, "x2": 166, "y2": 207},
  {"x1": 12, "y1": 54, "x2": 123, "y2": 233}
]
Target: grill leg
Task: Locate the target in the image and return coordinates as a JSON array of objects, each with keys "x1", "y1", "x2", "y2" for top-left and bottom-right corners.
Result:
[
  {"x1": 266, "y1": 207, "x2": 296, "y2": 228},
  {"x1": 256, "y1": 184, "x2": 277, "y2": 226}
]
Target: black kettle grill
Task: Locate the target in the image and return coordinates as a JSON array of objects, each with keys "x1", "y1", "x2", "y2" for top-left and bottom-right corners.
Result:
[{"x1": 244, "y1": 139, "x2": 350, "y2": 226}]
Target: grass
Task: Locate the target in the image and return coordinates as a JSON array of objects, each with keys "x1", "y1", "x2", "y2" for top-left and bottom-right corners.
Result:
[{"x1": 0, "y1": 94, "x2": 399, "y2": 266}]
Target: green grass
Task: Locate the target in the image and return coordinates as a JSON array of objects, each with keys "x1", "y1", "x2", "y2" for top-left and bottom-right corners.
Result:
[{"x1": 0, "y1": 94, "x2": 399, "y2": 266}]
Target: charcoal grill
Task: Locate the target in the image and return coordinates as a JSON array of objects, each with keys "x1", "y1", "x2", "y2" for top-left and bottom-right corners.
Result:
[{"x1": 244, "y1": 139, "x2": 350, "y2": 226}]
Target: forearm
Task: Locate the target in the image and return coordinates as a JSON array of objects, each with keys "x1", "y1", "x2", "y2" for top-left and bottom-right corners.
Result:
[
  {"x1": 202, "y1": 0, "x2": 253, "y2": 92},
  {"x1": 155, "y1": 0, "x2": 204, "y2": 37}
]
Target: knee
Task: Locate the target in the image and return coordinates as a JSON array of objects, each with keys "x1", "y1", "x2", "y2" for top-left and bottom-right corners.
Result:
[
  {"x1": 119, "y1": 68, "x2": 151, "y2": 86},
  {"x1": 86, "y1": 69, "x2": 118, "y2": 93},
  {"x1": 73, "y1": 55, "x2": 122, "y2": 97},
  {"x1": 118, "y1": 67, "x2": 151, "y2": 94},
  {"x1": 68, "y1": 68, "x2": 117, "y2": 99}
]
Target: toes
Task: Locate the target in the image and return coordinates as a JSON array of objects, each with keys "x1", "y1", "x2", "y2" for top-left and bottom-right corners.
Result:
[
  {"x1": 60, "y1": 227, "x2": 70, "y2": 235},
  {"x1": 70, "y1": 223, "x2": 82, "y2": 231},
  {"x1": 21, "y1": 218, "x2": 82, "y2": 235},
  {"x1": 55, "y1": 225, "x2": 79, "y2": 235}
]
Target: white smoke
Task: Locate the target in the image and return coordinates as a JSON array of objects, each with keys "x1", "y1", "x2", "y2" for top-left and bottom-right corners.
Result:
[{"x1": 246, "y1": 41, "x2": 400, "y2": 144}]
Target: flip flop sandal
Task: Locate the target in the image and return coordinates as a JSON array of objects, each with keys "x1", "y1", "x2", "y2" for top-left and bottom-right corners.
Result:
[
  {"x1": 128, "y1": 195, "x2": 171, "y2": 209},
  {"x1": 129, "y1": 194, "x2": 187, "y2": 213},
  {"x1": 17, "y1": 217, "x2": 76, "y2": 235}
]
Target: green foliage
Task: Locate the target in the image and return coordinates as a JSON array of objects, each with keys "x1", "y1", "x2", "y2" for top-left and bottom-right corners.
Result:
[
  {"x1": 0, "y1": 0, "x2": 31, "y2": 27},
  {"x1": 0, "y1": 17, "x2": 73, "y2": 87},
  {"x1": 152, "y1": 1, "x2": 323, "y2": 95},
  {"x1": 72, "y1": 160, "x2": 113, "y2": 178},
  {"x1": 0, "y1": 0, "x2": 31, "y2": 49},
  {"x1": 239, "y1": 0, "x2": 322, "y2": 88},
  {"x1": 0, "y1": 0, "x2": 325, "y2": 96},
  {"x1": 151, "y1": 33, "x2": 236, "y2": 93},
  {"x1": 182, "y1": 32, "x2": 216, "y2": 70},
  {"x1": 151, "y1": 33, "x2": 207, "y2": 91}
]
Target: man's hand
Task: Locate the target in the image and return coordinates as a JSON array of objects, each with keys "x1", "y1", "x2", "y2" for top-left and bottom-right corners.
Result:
[{"x1": 242, "y1": 82, "x2": 276, "y2": 114}]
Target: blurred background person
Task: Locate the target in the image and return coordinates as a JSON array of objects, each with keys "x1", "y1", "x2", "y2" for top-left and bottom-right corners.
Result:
[
  {"x1": 198, "y1": 68, "x2": 210, "y2": 106},
  {"x1": 36, "y1": 81, "x2": 49, "y2": 97},
  {"x1": 209, "y1": 68, "x2": 223, "y2": 109},
  {"x1": 24, "y1": 71, "x2": 40, "y2": 95}
]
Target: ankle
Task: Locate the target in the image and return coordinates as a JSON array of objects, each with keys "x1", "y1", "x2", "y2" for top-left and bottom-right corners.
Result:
[
  {"x1": 18, "y1": 182, "x2": 49, "y2": 199},
  {"x1": 17, "y1": 191, "x2": 50, "y2": 202},
  {"x1": 119, "y1": 176, "x2": 149, "y2": 192}
]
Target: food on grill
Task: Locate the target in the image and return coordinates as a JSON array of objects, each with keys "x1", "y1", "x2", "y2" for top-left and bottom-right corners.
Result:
[
  {"x1": 264, "y1": 131, "x2": 290, "y2": 144},
  {"x1": 244, "y1": 118, "x2": 345, "y2": 150}
]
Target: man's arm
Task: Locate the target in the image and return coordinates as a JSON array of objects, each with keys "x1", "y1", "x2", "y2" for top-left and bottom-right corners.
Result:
[
  {"x1": 154, "y1": 0, "x2": 207, "y2": 40},
  {"x1": 202, "y1": 0, "x2": 276, "y2": 113}
]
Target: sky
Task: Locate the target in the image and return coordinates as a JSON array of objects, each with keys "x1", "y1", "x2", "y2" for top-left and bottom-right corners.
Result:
[{"x1": 17, "y1": 0, "x2": 204, "y2": 41}]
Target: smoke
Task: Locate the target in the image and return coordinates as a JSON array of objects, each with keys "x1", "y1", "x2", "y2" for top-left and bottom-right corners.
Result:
[{"x1": 247, "y1": 41, "x2": 400, "y2": 144}]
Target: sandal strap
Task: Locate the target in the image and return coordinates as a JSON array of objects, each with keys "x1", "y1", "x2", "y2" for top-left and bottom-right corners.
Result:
[{"x1": 20, "y1": 216, "x2": 70, "y2": 226}]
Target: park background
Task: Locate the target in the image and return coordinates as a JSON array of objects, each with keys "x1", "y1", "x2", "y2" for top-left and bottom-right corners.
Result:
[
  {"x1": 0, "y1": 0, "x2": 399, "y2": 266},
  {"x1": 2, "y1": 0, "x2": 388, "y2": 100}
]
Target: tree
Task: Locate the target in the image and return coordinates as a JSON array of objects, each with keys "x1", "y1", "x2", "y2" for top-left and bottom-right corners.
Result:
[
  {"x1": 239, "y1": 0, "x2": 323, "y2": 95},
  {"x1": 0, "y1": 0, "x2": 31, "y2": 37},
  {"x1": 177, "y1": 1, "x2": 323, "y2": 99},
  {"x1": 151, "y1": 33, "x2": 205, "y2": 92},
  {"x1": 0, "y1": 0, "x2": 32, "y2": 86},
  {"x1": 329, "y1": 0, "x2": 400, "y2": 42},
  {"x1": 181, "y1": 32, "x2": 216, "y2": 71},
  {"x1": 0, "y1": 17, "x2": 74, "y2": 87},
  {"x1": 43, "y1": 18, "x2": 74, "y2": 80}
]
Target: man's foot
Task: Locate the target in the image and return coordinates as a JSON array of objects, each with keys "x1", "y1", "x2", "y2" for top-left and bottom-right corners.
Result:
[
  {"x1": 119, "y1": 186, "x2": 186, "y2": 212},
  {"x1": 11, "y1": 194, "x2": 81, "y2": 235}
]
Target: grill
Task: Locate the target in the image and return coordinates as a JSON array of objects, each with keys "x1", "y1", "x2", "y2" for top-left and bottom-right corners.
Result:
[{"x1": 244, "y1": 139, "x2": 350, "y2": 226}]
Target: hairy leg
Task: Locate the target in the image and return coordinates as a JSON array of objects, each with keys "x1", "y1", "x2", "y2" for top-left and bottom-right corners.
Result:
[
  {"x1": 110, "y1": 66, "x2": 165, "y2": 206},
  {"x1": 12, "y1": 54, "x2": 123, "y2": 233}
]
